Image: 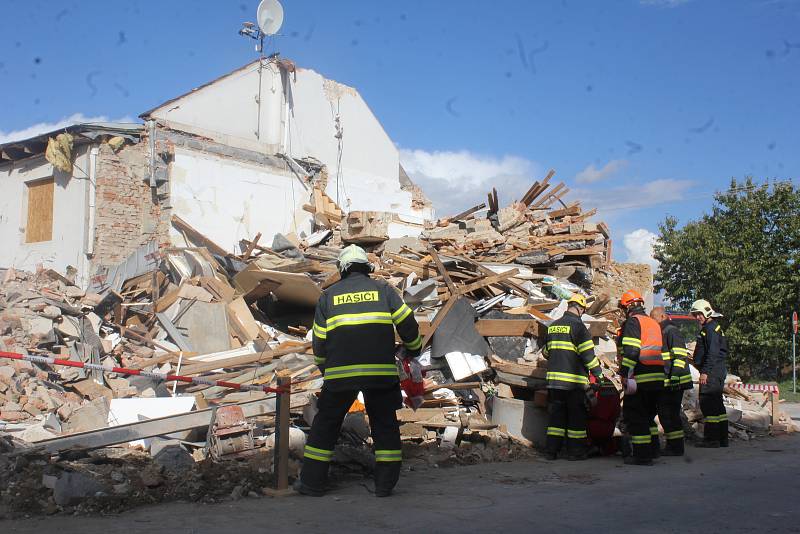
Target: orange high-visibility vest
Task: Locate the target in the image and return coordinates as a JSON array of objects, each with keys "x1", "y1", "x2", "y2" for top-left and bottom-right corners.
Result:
[{"x1": 635, "y1": 315, "x2": 664, "y2": 366}]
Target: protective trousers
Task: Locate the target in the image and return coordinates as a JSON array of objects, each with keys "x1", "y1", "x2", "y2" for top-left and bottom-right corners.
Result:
[
  {"x1": 546, "y1": 388, "x2": 588, "y2": 457},
  {"x1": 658, "y1": 388, "x2": 685, "y2": 454},
  {"x1": 301, "y1": 384, "x2": 402, "y2": 493},
  {"x1": 623, "y1": 389, "x2": 660, "y2": 461},
  {"x1": 700, "y1": 392, "x2": 728, "y2": 445}
]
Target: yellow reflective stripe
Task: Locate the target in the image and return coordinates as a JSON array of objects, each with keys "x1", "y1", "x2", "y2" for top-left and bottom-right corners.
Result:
[
  {"x1": 314, "y1": 356, "x2": 326, "y2": 365},
  {"x1": 567, "y1": 429, "x2": 588, "y2": 438},
  {"x1": 304, "y1": 445, "x2": 334, "y2": 462},
  {"x1": 706, "y1": 414, "x2": 729, "y2": 423},
  {"x1": 324, "y1": 364, "x2": 399, "y2": 380},
  {"x1": 326, "y1": 312, "x2": 393, "y2": 331},
  {"x1": 546, "y1": 341, "x2": 577, "y2": 352},
  {"x1": 547, "y1": 427, "x2": 566, "y2": 437},
  {"x1": 313, "y1": 322, "x2": 327, "y2": 339},
  {"x1": 546, "y1": 372, "x2": 589, "y2": 384},
  {"x1": 391, "y1": 304, "x2": 412, "y2": 324},
  {"x1": 649, "y1": 426, "x2": 659, "y2": 435},
  {"x1": 631, "y1": 435, "x2": 651, "y2": 444},
  {"x1": 665, "y1": 430, "x2": 684, "y2": 439},
  {"x1": 636, "y1": 372, "x2": 666, "y2": 383},
  {"x1": 621, "y1": 337, "x2": 641, "y2": 347},
  {"x1": 404, "y1": 335, "x2": 423, "y2": 350},
  {"x1": 673, "y1": 360, "x2": 687, "y2": 368},
  {"x1": 678, "y1": 375, "x2": 693, "y2": 383},
  {"x1": 585, "y1": 357, "x2": 600, "y2": 369},
  {"x1": 577, "y1": 340, "x2": 595, "y2": 353},
  {"x1": 714, "y1": 325, "x2": 721, "y2": 332},
  {"x1": 661, "y1": 352, "x2": 671, "y2": 361},
  {"x1": 375, "y1": 449, "x2": 402, "y2": 462},
  {"x1": 621, "y1": 358, "x2": 637, "y2": 368},
  {"x1": 672, "y1": 347, "x2": 689, "y2": 356}
]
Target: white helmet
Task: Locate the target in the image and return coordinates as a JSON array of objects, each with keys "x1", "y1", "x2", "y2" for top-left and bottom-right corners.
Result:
[
  {"x1": 337, "y1": 244, "x2": 371, "y2": 273},
  {"x1": 690, "y1": 299, "x2": 715, "y2": 319}
]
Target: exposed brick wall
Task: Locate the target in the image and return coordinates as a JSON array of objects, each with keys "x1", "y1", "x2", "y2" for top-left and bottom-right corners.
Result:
[{"x1": 91, "y1": 137, "x2": 170, "y2": 268}]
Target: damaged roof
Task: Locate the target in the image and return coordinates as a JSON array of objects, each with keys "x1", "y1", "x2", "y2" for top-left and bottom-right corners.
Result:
[{"x1": 0, "y1": 122, "x2": 143, "y2": 164}]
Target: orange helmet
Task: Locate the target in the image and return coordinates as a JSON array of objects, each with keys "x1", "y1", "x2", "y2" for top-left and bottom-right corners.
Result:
[{"x1": 619, "y1": 289, "x2": 644, "y2": 308}]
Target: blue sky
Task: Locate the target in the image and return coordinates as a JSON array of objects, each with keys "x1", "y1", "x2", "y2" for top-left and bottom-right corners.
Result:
[{"x1": 1, "y1": 0, "x2": 798, "y2": 266}]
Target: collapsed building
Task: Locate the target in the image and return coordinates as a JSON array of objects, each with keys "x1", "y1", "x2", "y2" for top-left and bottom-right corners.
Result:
[
  {"x1": 0, "y1": 60, "x2": 795, "y2": 518},
  {"x1": 0, "y1": 58, "x2": 432, "y2": 288}
]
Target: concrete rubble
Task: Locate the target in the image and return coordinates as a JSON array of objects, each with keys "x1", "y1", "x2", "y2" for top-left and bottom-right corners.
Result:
[{"x1": 0, "y1": 171, "x2": 796, "y2": 518}]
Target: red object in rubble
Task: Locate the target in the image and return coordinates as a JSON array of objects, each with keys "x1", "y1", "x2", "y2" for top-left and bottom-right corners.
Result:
[
  {"x1": 399, "y1": 358, "x2": 425, "y2": 410},
  {"x1": 587, "y1": 374, "x2": 621, "y2": 455}
]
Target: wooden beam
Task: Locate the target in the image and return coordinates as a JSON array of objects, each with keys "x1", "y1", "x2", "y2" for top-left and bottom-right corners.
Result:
[
  {"x1": 426, "y1": 244, "x2": 457, "y2": 296},
  {"x1": 420, "y1": 296, "x2": 458, "y2": 349},
  {"x1": 171, "y1": 215, "x2": 230, "y2": 257},
  {"x1": 180, "y1": 343, "x2": 312, "y2": 376},
  {"x1": 456, "y1": 268, "x2": 519, "y2": 295},
  {"x1": 241, "y1": 232, "x2": 261, "y2": 260}
]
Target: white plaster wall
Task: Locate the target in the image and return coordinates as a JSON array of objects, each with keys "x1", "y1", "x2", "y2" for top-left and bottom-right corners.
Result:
[
  {"x1": 287, "y1": 69, "x2": 433, "y2": 230},
  {"x1": 0, "y1": 147, "x2": 90, "y2": 280},
  {"x1": 169, "y1": 148, "x2": 312, "y2": 252},
  {"x1": 147, "y1": 61, "x2": 433, "y2": 235},
  {"x1": 150, "y1": 61, "x2": 284, "y2": 153}
]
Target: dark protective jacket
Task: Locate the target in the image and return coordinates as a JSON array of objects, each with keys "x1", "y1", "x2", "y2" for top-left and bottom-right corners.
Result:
[
  {"x1": 660, "y1": 319, "x2": 692, "y2": 390},
  {"x1": 312, "y1": 272, "x2": 421, "y2": 391},
  {"x1": 618, "y1": 307, "x2": 665, "y2": 390},
  {"x1": 544, "y1": 310, "x2": 602, "y2": 390},
  {"x1": 693, "y1": 319, "x2": 728, "y2": 393}
]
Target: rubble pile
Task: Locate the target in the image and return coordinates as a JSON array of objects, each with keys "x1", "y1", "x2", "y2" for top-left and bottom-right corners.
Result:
[{"x1": 0, "y1": 171, "x2": 795, "y2": 516}]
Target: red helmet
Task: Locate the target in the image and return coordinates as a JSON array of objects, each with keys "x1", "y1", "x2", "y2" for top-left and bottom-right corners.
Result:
[{"x1": 619, "y1": 289, "x2": 644, "y2": 308}]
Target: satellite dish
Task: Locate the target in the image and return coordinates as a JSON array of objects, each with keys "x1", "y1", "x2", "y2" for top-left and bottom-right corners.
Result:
[{"x1": 256, "y1": 0, "x2": 284, "y2": 36}]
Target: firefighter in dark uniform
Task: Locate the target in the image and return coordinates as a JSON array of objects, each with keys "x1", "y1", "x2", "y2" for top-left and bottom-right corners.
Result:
[
  {"x1": 691, "y1": 299, "x2": 729, "y2": 448},
  {"x1": 651, "y1": 306, "x2": 692, "y2": 456},
  {"x1": 618, "y1": 290, "x2": 665, "y2": 466},
  {"x1": 543, "y1": 294, "x2": 602, "y2": 461},
  {"x1": 298, "y1": 245, "x2": 422, "y2": 497}
]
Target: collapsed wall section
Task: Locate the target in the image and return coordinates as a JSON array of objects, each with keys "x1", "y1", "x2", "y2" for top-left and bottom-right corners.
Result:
[{"x1": 91, "y1": 140, "x2": 169, "y2": 270}]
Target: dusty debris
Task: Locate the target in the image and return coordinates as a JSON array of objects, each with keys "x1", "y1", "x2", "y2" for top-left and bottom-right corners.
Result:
[{"x1": 0, "y1": 168, "x2": 794, "y2": 518}]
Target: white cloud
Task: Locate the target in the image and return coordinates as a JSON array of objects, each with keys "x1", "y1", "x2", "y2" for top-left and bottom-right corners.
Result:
[
  {"x1": 571, "y1": 178, "x2": 694, "y2": 213},
  {"x1": 624, "y1": 228, "x2": 659, "y2": 270},
  {"x1": 400, "y1": 148, "x2": 541, "y2": 216},
  {"x1": 574, "y1": 159, "x2": 628, "y2": 184},
  {"x1": 640, "y1": 0, "x2": 691, "y2": 6},
  {"x1": 0, "y1": 113, "x2": 137, "y2": 144}
]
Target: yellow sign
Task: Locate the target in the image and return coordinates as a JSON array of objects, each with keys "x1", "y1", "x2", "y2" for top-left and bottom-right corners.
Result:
[
  {"x1": 333, "y1": 291, "x2": 380, "y2": 306},
  {"x1": 548, "y1": 325, "x2": 571, "y2": 334}
]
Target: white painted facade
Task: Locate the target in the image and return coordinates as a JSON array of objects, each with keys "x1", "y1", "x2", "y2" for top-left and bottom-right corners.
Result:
[
  {"x1": 146, "y1": 59, "x2": 432, "y2": 241},
  {"x1": 0, "y1": 146, "x2": 93, "y2": 284},
  {"x1": 169, "y1": 147, "x2": 312, "y2": 250}
]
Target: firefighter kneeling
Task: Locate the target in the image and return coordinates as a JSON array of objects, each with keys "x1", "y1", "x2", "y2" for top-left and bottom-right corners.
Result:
[
  {"x1": 544, "y1": 294, "x2": 602, "y2": 461},
  {"x1": 298, "y1": 245, "x2": 422, "y2": 497}
]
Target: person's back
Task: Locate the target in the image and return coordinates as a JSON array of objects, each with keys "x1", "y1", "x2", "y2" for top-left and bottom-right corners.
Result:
[{"x1": 300, "y1": 245, "x2": 421, "y2": 497}]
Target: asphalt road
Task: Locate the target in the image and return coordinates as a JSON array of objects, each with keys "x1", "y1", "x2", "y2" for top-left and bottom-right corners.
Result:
[{"x1": 6, "y1": 434, "x2": 800, "y2": 534}]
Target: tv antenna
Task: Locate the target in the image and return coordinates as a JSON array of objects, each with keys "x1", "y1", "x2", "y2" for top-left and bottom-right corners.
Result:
[{"x1": 238, "y1": 0, "x2": 284, "y2": 55}]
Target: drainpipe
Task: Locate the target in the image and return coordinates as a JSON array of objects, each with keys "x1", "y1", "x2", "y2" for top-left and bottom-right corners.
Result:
[
  {"x1": 86, "y1": 146, "x2": 98, "y2": 256},
  {"x1": 81, "y1": 145, "x2": 98, "y2": 288}
]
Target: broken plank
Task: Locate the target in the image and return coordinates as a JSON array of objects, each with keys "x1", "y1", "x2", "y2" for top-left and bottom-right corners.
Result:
[
  {"x1": 456, "y1": 268, "x2": 519, "y2": 295},
  {"x1": 171, "y1": 215, "x2": 230, "y2": 257},
  {"x1": 33, "y1": 395, "x2": 310, "y2": 454},
  {"x1": 180, "y1": 343, "x2": 311, "y2": 376},
  {"x1": 241, "y1": 232, "x2": 262, "y2": 261}
]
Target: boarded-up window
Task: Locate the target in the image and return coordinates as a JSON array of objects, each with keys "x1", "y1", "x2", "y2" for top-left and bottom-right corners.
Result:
[{"x1": 25, "y1": 178, "x2": 54, "y2": 243}]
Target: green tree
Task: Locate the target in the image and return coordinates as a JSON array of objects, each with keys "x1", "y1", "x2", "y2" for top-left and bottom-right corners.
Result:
[{"x1": 653, "y1": 178, "x2": 800, "y2": 377}]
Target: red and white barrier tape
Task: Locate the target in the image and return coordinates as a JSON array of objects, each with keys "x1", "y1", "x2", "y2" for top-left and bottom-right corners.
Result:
[
  {"x1": 0, "y1": 351, "x2": 288, "y2": 394},
  {"x1": 727, "y1": 382, "x2": 779, "y2": 394}
]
